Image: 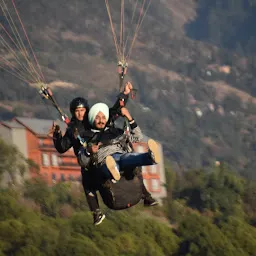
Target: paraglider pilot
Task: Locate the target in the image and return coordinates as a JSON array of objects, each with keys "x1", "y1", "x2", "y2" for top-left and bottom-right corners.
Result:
[
  {"x1": 77, "y1": 103, "x2": 159, "y2": 199},
  {"x1": 52, "y1": 82, "x2": 158, "y2": 225}
]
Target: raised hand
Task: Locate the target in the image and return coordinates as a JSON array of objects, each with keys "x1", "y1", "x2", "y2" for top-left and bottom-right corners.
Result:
[{"x1": 124, "y1": 81, "x2": 133, "y2": 95}]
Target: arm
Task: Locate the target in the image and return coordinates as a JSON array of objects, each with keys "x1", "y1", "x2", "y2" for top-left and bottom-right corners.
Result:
[
  {"x1": 109, "y1": 93, "x2": 128, "y2": 122},
  {"x1": 121, "y1": 107, "x2": 143, "y2": 142},
  {"x1": 53, "y1": 127, "x2": 73, "y2": 153},
  {"x1": 109, "y1": 82, "x2": 133, "y2": 123},
  {"x1": 128, "y1": 121, "x2": 143, "y2": 143}
]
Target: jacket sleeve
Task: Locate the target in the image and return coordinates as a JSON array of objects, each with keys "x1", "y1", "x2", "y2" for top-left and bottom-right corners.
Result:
[
  {"x1": 53, "y1": 128, "x2": 73, "y2": 153},
  {"x1": 129, "y1": 121, "x2": 143, "y2": 143},
  {"x1": 109, "y1": 92, "x2": 129, "y2": 122},
  {"x1": 77, "y1": 147, "x2": 91, "y2": 168}
]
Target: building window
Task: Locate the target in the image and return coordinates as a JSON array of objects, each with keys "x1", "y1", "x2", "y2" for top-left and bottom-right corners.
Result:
[
  {"x1": 39, "y1": 139, "x2": 43, "y2": 146},
  {"x1": 150, "y1": 165, "x2": 158, "y2": 174},
  {"x1": 52, "y1": 173, "x2": 56, "y2": 184},
  {"x1": 51, "y1": 154, "x2": 58, "y2": 166},
  {"x1": 42, "y1": 153, "x2": 50, "y2": 166},
  {"x1": 151, "y1": 179, "x2": 160, "y2": 191},
  {"x1": 58, "y1": 157, "x2": 62, "y2": 165},
  {"x1": 69, "y1": 175, "x2": 74, "y2": 181},
  {"x1": 60, "y1": 174, "x2": 65, "y2": 182}
]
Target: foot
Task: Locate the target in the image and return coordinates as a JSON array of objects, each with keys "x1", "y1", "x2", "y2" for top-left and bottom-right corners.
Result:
[
  {"x1": 106, "y1": 155, "x2": 121, "y2": 181},
  {"x1": 93, "y1": 209, "x2": 106, "y2": 225},
  {"x1": 147, "y1": 139, "x2": 161, "y2": 164},
  {"x1": 144, "y1": 196, "x2": 159, "y2": 207}
]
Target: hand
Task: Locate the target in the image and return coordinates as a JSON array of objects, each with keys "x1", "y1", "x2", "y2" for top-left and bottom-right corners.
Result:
[
  {"x1": 88, "y1": 142, "x2": 102, "y2": 153},
  {"x1": 120, "y1": 107, "x2": 132, "y2": 121},
  {"x1": 124, "y1": 81, "x2": 133, "y2": 95},
  {"x1": 48, "y1": 121, "x2": 61, "y2": 137}
]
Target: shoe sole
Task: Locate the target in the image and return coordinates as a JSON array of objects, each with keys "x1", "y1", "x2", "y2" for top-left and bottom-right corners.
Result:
[
  {"x1": 144, "y1": 202, "x2": 158, "y2": 207},
  {"x1": 149, "y1": 201, "x2": 158, "y2": 206},
  {"x1": 148, "y1": 139, "x2": 161, "y2": 164},
  {"x1": 106, "y1": 156, "x2": 121, "y2": 181},
  {"x1": 94, "y1": 214, "x2": 106, "y2": 226}
]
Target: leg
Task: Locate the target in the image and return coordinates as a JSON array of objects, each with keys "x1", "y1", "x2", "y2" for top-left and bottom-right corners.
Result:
[
  {"x1": 118, "y1": 139, "x2": 161, "y2": 170},
  {"x1": 136, "y1": 168, "x2": 158, "y2": 206},
  {"x1": 119, "y1": 152, "x2": 154, "y2": 170},
  {"x1": 102, "y1": 152, "x2": 153, "y2": 180},
  {"x1": 102, "y1": 139, "x2": 160, "y2": 181},
  {"x1": 99, "y1": 154, "x2": 121, "y2": 181},
  {"x1": 81, "y1": 168, "x2": 105, "y2": 225}
]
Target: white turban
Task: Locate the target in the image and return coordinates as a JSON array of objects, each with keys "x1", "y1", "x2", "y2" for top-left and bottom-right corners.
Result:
[{"x1": 88, "y1": 103, "x2": 109, "y2": 126}]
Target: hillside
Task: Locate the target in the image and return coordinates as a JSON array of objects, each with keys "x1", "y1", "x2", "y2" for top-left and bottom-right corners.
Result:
[
  {"x1": 0, "y1": 137, "x2": 256, "y2": 256},
  {"x1": 0, "y1": 0, "x2": 256, "y2": 177}
]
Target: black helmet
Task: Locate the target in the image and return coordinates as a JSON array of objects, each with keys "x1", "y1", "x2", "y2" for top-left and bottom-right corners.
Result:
[{"x1": 69, "y1": 97, "x2": 89, "y2": 116}]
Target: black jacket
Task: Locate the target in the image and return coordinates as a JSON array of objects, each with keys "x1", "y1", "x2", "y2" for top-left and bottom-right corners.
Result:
[
  {"x1": 53, "y1": 118, "x2": 94, "y2": 156},
  {"x1": 53, "y1": 92, "x2": 129, "y2": 156}
]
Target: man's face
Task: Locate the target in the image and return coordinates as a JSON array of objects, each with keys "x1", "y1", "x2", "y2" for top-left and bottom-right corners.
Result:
[
  {"x1": 74, "y1": 107, "x2": 86, "y2": 121},
  {"x1": 94, "y1": 111, "x2": 107, "y2": 129}
]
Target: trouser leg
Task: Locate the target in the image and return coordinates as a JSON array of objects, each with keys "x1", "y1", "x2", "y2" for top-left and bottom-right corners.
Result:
[
  {"x1": 136, "y1": 167, "x2": 151, "y2": 198},
  {"x1": 119, "y1": 152, "x2": 155, "y2": 170},
  {"x1": 99, "y1": 154, "x2": 121, "y2": 180},
  {"x1": 85, "y1": 192, "x2": 99, "y2": 212},
  {"x1": 81, "y1": 168, "x2": 100, "y2": 212},
  {"x1": 100, "y1": 152, "x2": 155, "y2": 176}
]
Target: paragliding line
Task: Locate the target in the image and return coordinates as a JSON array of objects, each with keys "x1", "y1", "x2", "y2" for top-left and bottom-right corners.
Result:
[
  {"x1": 11, "y1": 0, "x2": 45, "y2": 82},
  {"x1": 0, "y1": 0, "x2": 42, "y2": 83}
]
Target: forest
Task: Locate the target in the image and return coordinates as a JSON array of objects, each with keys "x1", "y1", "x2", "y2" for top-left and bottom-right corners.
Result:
[{"x1": 0, "y1": 138, "x2": 256, "y2": 256}]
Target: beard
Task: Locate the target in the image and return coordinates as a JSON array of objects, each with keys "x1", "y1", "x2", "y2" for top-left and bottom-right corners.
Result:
[{"x1": 95, "y1": 122, "x2": 106, "y2": 130}]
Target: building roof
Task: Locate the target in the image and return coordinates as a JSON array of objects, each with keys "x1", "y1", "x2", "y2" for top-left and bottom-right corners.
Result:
[
  {"x1": 1, "y1": 120, "x2": 24, "y2": 129},
  {"x1": 14, "y1": 117, "x2": 67, "y2": 135}
]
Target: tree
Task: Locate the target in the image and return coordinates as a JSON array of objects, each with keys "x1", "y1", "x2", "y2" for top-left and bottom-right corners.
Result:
[
  {"x1": 0, "y1": 138, "x2": 28, "y2": 185},
  {"x1": 177, "y1": 214, "x2": 245, "y2": 256},
  {"x1": 243, "y1": 181, "x2": 256, "y2": 224},
  {"x1": 24, "y1": 178, "x2": 58, "y2": 217},
  {"x1": 220, "y1": 216, "x2": 256, "y2": 256}
]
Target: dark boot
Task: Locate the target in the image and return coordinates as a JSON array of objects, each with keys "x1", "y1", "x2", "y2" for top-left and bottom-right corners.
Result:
[
  {"x1": 93, "y1": 209, "x2": 106, "y2": 225},
  {"x1": 144, "y1": 195, "x2": 158, "y2": 206},
  {"x1": 135, "y1": 167, "x2": 159, "y2": 206}
]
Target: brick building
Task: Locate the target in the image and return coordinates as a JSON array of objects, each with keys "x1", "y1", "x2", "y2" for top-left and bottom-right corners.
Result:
[{"x1": 0, "y1": 117, "x2": 166, "y2": 201}]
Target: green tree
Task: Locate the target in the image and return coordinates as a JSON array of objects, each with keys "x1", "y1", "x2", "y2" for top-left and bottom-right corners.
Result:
[
  {"x1": 143, "y1": 219, "x2": 179, "y2": 255},
  {"x1": 243, "y1": 181, "x2": 256, "y2": 224},
  {"x1": 0, "y1": 192, "x2": 23, "y2": 221},
  {"x1": 0, "y1": 138, "x2": 28, "y2": 185},
  {"x1": 201, "y1": 167, "x2": 245, "y2": 217},
  {"x1": 0, "y1": 219, "x2": 25, "y2": 255},
  {"x1": 220, "y1": 217, "x2": 256, "y2": 256},
  {"x1": 15, "y1": 245, "x2": 41, "y2": 256},
  {"x1": 24, "y1": 178, "x2": 58, "y2": 217},
  {"x1": 177, "y1": 214, "x2": 245, "y2": 256},
  {"x1": 59, "y1": 235, "x2": 104, "y2": 256}
]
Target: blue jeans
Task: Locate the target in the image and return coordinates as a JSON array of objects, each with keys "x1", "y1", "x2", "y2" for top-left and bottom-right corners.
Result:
[{"x1": 100, "y1": 152, "x2": 155, "y2": 179}]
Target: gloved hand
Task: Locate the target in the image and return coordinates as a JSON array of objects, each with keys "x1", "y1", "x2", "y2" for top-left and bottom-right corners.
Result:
[{"x1": 48, "y1": 121, "x2": 61, "y2": 137}]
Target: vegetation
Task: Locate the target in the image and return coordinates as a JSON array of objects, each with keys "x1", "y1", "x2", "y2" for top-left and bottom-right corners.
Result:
[{"x1": 0, "y1": 139, "x2": 256, "y2": 255}]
